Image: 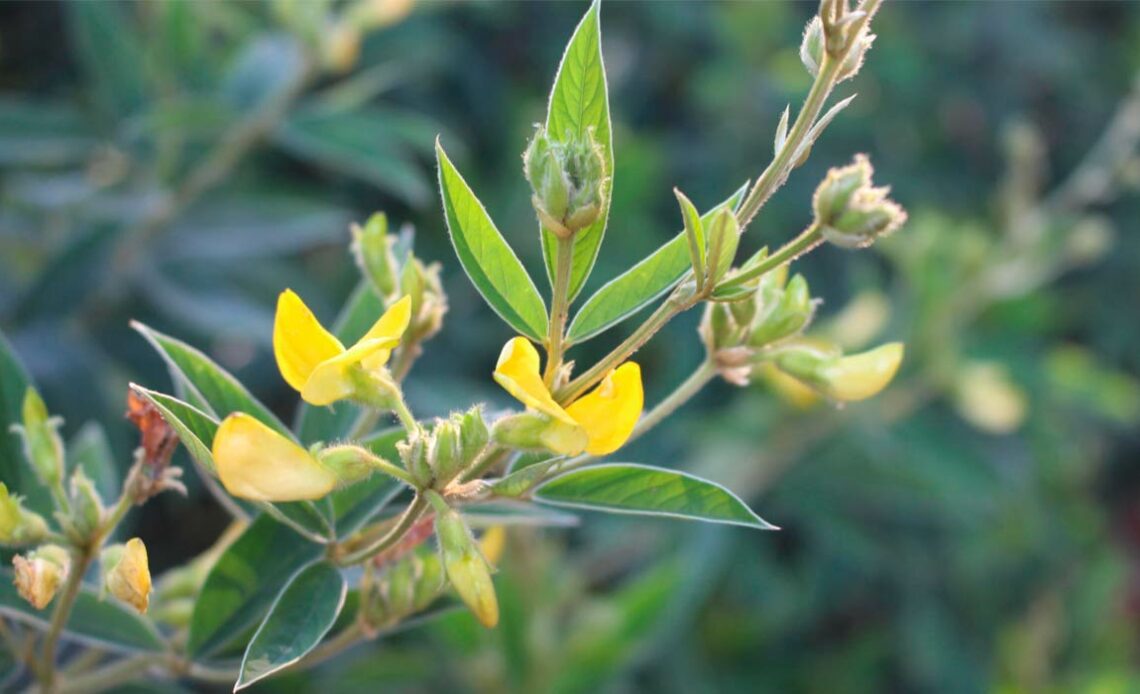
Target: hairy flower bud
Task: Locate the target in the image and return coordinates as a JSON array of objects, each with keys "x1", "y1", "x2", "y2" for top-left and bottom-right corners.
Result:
[
  {"x1": 458, "y1": 406, "x2": 490, "y2": 467},
  {"x1": 351, "y1": 213, "x2": 400, "y2": 299},
  {"x1": 0, "y1": 483, "x2": 49, "y2": 546},
  {"x1": 813, "y1": 155, "x2": 907, "y2": 249},
  {"x1": 427, "y1": 491, "x2": 499, "y2": 628},
  {"x1": 67, "y1": 468, "x2": 105, "y2": 540},
  {"x1": 749, "y1": 274, "x2": 814, "y2": 347},
  {"x1": 429, "y1": 420, "x2": 463, "y2": 485},
  {"x1": 12, "y1": 388, "x2": 64, "y2": 487},
  {"x1": 102, "y1": 538, "x2": 151, "y2": 615},
  {"x1": 524, "y1": 125, "x2": 607, "y2": 238},
  {"x1": 397, "y1": 430, "x2": 433, "y2": 488},
  {"x1": 13, "y1": 545, "x2": 70, "y2": 610},
  {"x1": 401, "y1": 256, "x2": 448, "y2": 344}
]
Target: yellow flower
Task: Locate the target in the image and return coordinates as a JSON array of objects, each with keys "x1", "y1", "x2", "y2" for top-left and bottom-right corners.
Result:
[
  {"x1": 819, "y1": 342, "x2": 904, "y2": 402},
  {"x1": 13, "y1": 545, "x2": 69, "y2": 610},
  {"x1": 273, "y1": 290, "x2": 411, "y2": 406},
  {"x1": 104, "y1": 538, "x2": 152, "y2": 615},
  {"x1": 493, "y1": 337, "x2": 643, "y2": 456},
  {"x1": 212, "y1": 413, "x2": 338, "y2": 501}
]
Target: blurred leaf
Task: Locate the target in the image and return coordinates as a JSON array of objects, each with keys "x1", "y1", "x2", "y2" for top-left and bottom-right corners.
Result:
[
  {"x1": 137, "y1": 269, "x2": 273, "y2": 341},
  {"x1": 189, "y1": 515, "x2": 324, "y2": 659},
  {"x1": 68, "y1": 421, "x2": 119, "y2": 499},
  {"x1": 276, "y1": 107, "x2": 432, "y2": 205},
  {"x1": 436, "y1": 141, "x2": 549, "y2": 341},
  {"x1": 66, "y1": 1, "x2": 148, "y2": 117},
  {"x1": 295, "y1": 282, "x2": 385, "y2": 444},
  {"x1": 0, "y1": 330, "x2": 51, "y2": 512},
  {"x1": 0, "y1": 569, "x2": 163, "y2": 654},
  {"x1": 222, "y1": 35, "x2": 306, "y2": 110},
  {"x1": 540, "y1": 0, "x2": 613, "y2": 302},
  {"x1": 0, "y1": 97, "x2": 94, "y2": 167},
  {"x1": 534, "y1": 463, "x2": 775, "y2": 529},
  {"x1": 568, "y1": 182, "x2": 749, "y2": 343},
  {"x1": 236, "y1": 561, "x2": 346, "y2": 691},
  {"x1": 11, "y1": 224, "x2": 118, "y2": 323}
]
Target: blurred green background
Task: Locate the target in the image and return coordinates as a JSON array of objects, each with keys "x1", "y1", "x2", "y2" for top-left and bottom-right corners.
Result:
[{"x1": 3, "y1": 1, "x2": 1140, "y2": 691}]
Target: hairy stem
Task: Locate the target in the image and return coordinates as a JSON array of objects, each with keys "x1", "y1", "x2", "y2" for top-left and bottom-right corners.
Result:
[
  {"x1": 544, "y1": 236, "x2": 576, "y2": 386},
  {"x1": 58, "y1": 655, "x2": 152, "y2": 694},
  {"x1": 630, "y1": 360, "x2": 718, "y2": 443},
  {"x1": 335, "y1": 495, "x2": 427, "y2": 566},
  {"x1": 717, "y1": 223, "x2": 823, "y2": 291},
  {"x1": 38, "y1": 551, "x2": 93, "y2": 691}
]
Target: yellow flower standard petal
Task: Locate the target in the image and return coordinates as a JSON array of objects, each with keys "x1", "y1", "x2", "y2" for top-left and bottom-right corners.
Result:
[
  {"x1": 106, "y1": 538, "x2": 152, "y2": 615},
  {"x1": 273, "y1": 291, "x2": 412, "y2": 406},
  {"x1": 274, "y1": 290, "x2": 345, "y2": 393},
  {"x1": 565, "y1": 362, "x2": 644, "y2": 455},
  {"x1": 212, "y1": 413, "x2": 337, "y2": 501},
  {"x1": 492, "y1": 338, "x2": 577, "y2": 426}
]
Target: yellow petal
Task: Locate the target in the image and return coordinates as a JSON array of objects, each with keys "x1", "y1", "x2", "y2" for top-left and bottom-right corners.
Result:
[
  {"x1": 358, "y1": 295, "x2": 412, "y2": 371},
  {"x1": 212, "y1": 413, "x2": 337, "y2": 501},
  {"x1": 820, "y1": 342, "x2": 904, "y2": 401},
  {"x1": 493, "y1": 338, "x2": 576, "y2": 425},
  {"x1": 565, "y1": 362, "x2": 644, "y2": 456},
  {"x1": 300, "y1": 337, "x2": 394, "y2": 406},
  {"x1": 273, "y1": 290, "x2": 344, "y2": 392},
  {"x1": 107, "y1": 538, "x2": 151, "y2": 614}
]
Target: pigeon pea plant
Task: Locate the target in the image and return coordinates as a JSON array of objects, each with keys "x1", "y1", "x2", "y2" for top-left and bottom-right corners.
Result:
[{"x1": 1, "y1": 0, "x2": 906, "y2": 690}]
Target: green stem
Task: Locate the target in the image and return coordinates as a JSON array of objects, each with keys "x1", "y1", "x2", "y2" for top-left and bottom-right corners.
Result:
[
  {"x1": 544, "y1": 236, "x2": 576, "y2": 386},
  {"x1": 58, "y1": 655, "x2": 152, "y2": 694},
  {"x1": 38, "y1": 550, "x2": 93, "y2": 691},
  {"x1": 717, "y1": 223, "x2": 823, "y2": 291},
  {"x1": 390, "y1": 395, "x2": 418, "y2": 434},
  {"x1": 335, "y1": 495, "x2": 427, "y2": 566},
  {"x1": 629, "y1": 360, "x2": 718, "y2": 443},
  {"x1": 359, "y1": 450, "x2": 418, "y2": 487},
  {"x1": 459, "y1": 445, "x2": 510, "y2": 484}
]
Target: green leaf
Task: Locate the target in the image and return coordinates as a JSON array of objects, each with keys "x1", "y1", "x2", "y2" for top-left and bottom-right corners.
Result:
[
  {"x1": 68, "y1": 422, "x2": 119, "y2": 499},
  {"x1": 66, "y1": 1, "x2": 148, "y2": 118},
  {"x1": 0, "y1": 569, "x2": 163, "y2": 654},
  {"x1": 567, "y1": 183, "x2": 749, "y2": 343},
  {"x1": 294, "y1": 282, "x2": 385, "y2": 444},
  {"x1": 0, "y1": 331, "x2": 51, "y2": 513},
  {"x1": 436, "y1": 140, "x2": 548, "y2": 340},
  {"x1": 129, "y1": 385, "x2": 332, "y2": 541},
  {"x1": 236, "y1": 561, "x2": 346, "y2": 691},
  {"x1": 329, "y1": 427, "x2": 406, "y2": 537},
  {"x1": 533, "y1": 463, "x2": 776, "y2": 529},
  {"x1": 131, "y1": 321, "x2": 291, "y2": 438},
  {"x1": 189, "y1": 515, "x2": 324, "y2": 658},
  {"x1": 541, "y1": 0, "x2": 613, "y2": 301}
]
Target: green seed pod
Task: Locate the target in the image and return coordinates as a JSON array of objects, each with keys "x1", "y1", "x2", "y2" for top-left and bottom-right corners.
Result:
[{"x1": 351, "y1": 213, "x2": 400, "y2": 298}]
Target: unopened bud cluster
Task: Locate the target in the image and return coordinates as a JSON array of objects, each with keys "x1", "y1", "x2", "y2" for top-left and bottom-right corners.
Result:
[
  {"x1": 800, "y1": 0, "x2": 876, "y2": 83},
  {"x1": 524, "y1": 125, "x2": 607, "y2": 238},
  {"x1": 398, "y1": 407, "x2": 489, "y2": 489},
  {"x1": 813, "y1": 154, "x2": 907, "y2": 249}
]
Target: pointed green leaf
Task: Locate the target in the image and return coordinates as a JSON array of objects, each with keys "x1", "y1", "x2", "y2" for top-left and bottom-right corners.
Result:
[
  {"x1": 0, "y1": 331, "x2": 51, "y2": 513},
  {"x1": 533, "y1": 463, "x2": 776, "y2": 529},
  {"x1": 436, "y1": 140, "x2": 548, "y2": 340},
  {"x1": 236, "y1": 561, "x2": 346, "y2": 691},
  {"x1": 189, "y1": 515, "x2": 324, "y2": 658},
  {"x1": 567, "y1": 182, "x2": 749, "y2": 343},
  {"x1": 0, "y1": 570, "x2": 163, "y2": 654},
  {"x1": 675, "y1": 188, "x2": 706, "y2": 288},
  {"x1": 131, "y1": 321, "x2": 291, "y2": 438},
  {"x1": 294, "y1": 282, "x2": 386, "y2": 443},
  {"x1": 541, "y1": 0, "x2": 613, "y2": 301}
]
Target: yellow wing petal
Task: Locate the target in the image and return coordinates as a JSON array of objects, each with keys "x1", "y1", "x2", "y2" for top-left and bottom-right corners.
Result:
[
  {"x1": 492, "y1": 337, "x2": 576, "y2": 425},
  {"x1": 820, "y1": 342, "x2": 904, "y2": 401},
  {"x1": 212, "y1": 413, "x2": 337, "y2": 501},
  {"x1": 273, "y1": 290, "x2": 344, "y2": 392},
  {"x1": 565, "y1": 362, "x2": 644, "y2": 456},
  {"x1": 357, "y1": 295, "x2": 412, "y2": 371}
]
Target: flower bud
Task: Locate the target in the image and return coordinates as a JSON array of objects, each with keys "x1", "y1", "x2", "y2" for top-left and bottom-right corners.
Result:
[
  {"x1": 524, "y1": 125, "x2": 607, "y2": 238},
  {"x1": 0, "y1": 483, "x2": 49, "y2": 546},
  {"x1": 66, "y1": 468, "x2": 105, "y2": 540},
  {"x1": 318, "y1": 444, "x2": 388, "y2": 486},
  {"x1": 351, "y1": 213, "x2": 400, "y2": 298},
  {"x1": 800, "y1": 16, "x2": 825, "y2": 77},
  {"x1": 814, "y1": 0, "x2": 877, "y2": 82},
  {"x1": 427, "y1": 492, "x2": 498, "y2": 628},
  {"x1": 776, "y1": 341, "x2": 904, "y2": 402},
  {"x1": 429, "y1": 419, "x2": 462, "y2": 485},
  {"x1": 401, "y1": 256, "x2": 448, "y2": 343},
  {"x1": 13, "y1": 388, "x2": 64, "y2": 487},
  {"x1": 397, "y1": 430, "x2": 433, "y2": 488},
  {"x1": 749, "y1": 274, "x2": 813, "y2": 347},
  {"x1": 102, "y1": 538, "x2": 151, "y2": 614},
  {"x1": 490, "y1": 412, "x2": 587, "y2": 457},
  {"x1": 813, "y1": 155, "x2": 906, "y2": 249},
  {"x1": 705, "y1": 209, "x2": 740, "y2": 284},
  {"x1": 457, "y1": 406, "x2": 490, "y2": 467},
  {"x1": 13, "y1": 545, "x2": 70, "y2": 610}
]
